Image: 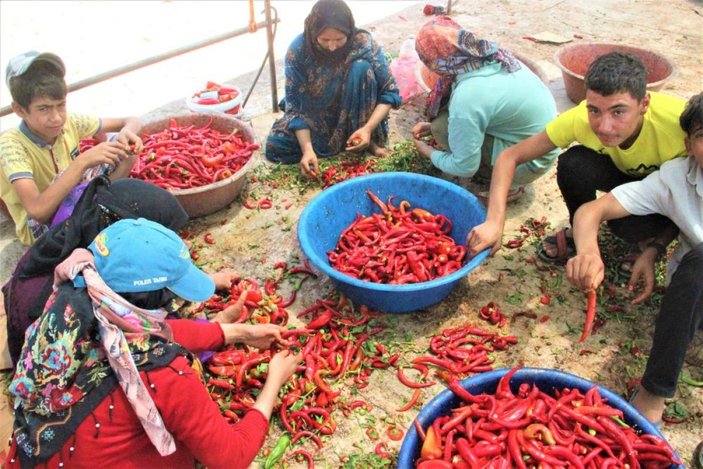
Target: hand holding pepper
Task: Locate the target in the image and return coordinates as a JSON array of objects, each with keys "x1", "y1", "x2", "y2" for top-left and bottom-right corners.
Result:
[
  {"x1": 412, "y1": 121, "x2": 432, "y2": 140},
  {"x1": 413, "y1": 138, "x2": 434, "y2": 159},
  {"x1": 213, "y1": 291, "x2": 247, "y2": 324},
  {"x1": 210, "y1": 270, "x2": 241, "y2": 291},
  {"x1": 77, "y1": 141, "x2": 128, "y2": 171},
  {"x1": 345, "y1": 127, "x2": 371, "y2": 152},
  {"x1": 268, "y1": 349, "x2": 302, "y2": 385},
  {"x1": 300, "y1": 150, "x2": 319, "y2": 178},
  {"x1": 240, "y1": 323, "x2": 290, "y2": 350},
  {"x1": 115, "y1": 127, "x2": 144, "y2": 154},
  {"x1": 253, "y1": 350, "x2": 302, "y2": 420},
  {"x1": 565, "y1": 252, "x2": 605, "y2": 292},
  {"x1": 220, "y1": 322, "x2": 289, "y2": 349},
  {"x1": 466, "y1": 219, "x2": 504, "y2": 258}
]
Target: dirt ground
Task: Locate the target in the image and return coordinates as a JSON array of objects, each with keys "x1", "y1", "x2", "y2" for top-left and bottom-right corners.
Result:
[{"x1": 0, "y1": 1, "x2": 701, "y2": 467}]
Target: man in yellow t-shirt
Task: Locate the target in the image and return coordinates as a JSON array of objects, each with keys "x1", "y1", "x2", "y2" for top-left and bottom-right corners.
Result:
[
  {"x1": 467, "y1": 52, "x2": 685, "y2": 291},
  {"x1": 0, "y1": 51, "x2": 144, "y2": 245}
]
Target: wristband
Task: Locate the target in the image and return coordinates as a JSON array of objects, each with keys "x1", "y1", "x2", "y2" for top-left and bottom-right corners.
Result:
[{"x1": 647, "y1": 241, "x2": 667, "y2": 258}]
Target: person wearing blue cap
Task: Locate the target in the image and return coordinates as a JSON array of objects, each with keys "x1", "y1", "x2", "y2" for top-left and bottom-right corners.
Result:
[
  {"x1": 5, "y1": 218, "x2": 301, "y2": 468},
  {"x1": 0, "y1": 50, "x2": 144, "y2": 245}
]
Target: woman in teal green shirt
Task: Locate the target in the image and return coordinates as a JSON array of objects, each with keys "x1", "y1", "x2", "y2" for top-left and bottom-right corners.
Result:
[{"x1": 412, "y1": 16, "x2": 558, "y2": 199}]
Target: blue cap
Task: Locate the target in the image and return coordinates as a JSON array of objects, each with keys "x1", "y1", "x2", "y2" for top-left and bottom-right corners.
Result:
[{"x1": 86, "y1": 218, "x2": 215, "y2": 302}]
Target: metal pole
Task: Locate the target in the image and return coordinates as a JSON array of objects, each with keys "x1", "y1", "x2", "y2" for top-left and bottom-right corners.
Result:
[
  {"x1": 0, "y1": 17, "x2": 280, "y2": 118},
  {"x1": 264, "y1": 0, "x2": 279, "y2": 112}
]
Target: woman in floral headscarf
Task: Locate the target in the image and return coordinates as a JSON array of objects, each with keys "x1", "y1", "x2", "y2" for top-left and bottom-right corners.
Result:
[
  {"x1": 5, "y1": 219, "x2": 300, "y2": 468},
  {"x1": 265, "y1": 0, "x2": 401, "y2": 177},
  {"x1": 411, "y1": 16, "x2": 558, "y2": 201}
]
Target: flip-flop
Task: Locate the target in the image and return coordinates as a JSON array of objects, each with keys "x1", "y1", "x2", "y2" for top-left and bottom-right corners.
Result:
[{"x1": 537, "y1": 228, "x2": 575, "y2": 264}]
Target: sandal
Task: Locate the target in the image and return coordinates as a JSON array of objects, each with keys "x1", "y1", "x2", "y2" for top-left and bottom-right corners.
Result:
[{"x1": 537, "y1": 228, "x2": 575, "y2": 264}]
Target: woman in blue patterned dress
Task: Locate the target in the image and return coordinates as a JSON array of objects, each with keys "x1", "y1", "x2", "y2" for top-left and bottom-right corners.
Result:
[{"x1": 264, "y1": 0, "x2": 401, "y2": 177}]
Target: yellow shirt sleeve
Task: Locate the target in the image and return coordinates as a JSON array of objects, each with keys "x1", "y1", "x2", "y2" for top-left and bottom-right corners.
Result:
[
  {"x1": 544, "y1": 101, "x2": 603, "y2": 151},
  {"x1": 0, "y1": 130, "x2": 34, "y2": 181}
]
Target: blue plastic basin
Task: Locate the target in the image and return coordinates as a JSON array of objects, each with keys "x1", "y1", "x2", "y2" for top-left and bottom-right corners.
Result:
[
  {"x1": 297, "y1": 172, "x2": 489, "y2": 313},
  {"x1": 397, "y1": 368, "x2": 684, "y2": 468}
]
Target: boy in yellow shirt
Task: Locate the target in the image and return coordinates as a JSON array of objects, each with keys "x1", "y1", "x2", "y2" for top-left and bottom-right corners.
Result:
[
  {"x1": 0, "y1": 51, "x2": 143, "y2": 245},
  {"x1": 468, "y1": 52, "x2": 686, "y2": 289}
]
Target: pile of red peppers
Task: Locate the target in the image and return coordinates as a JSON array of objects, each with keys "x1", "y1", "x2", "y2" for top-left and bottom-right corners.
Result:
[
  {"x1": 328, "y1": 189, "x2": 467, "y2": 284},
  {"x1": 415, "y1": 368, "x2": 681, "y2": 468},
  {"x1": 319, "y1": 160, "x2": 375, "y2": 188},
  {"x1": 199, "y1": 263, "x2": 400, "y2": 461},
  {"x1": 129, "y1": 118, "x2": 259, "y2": 190}
]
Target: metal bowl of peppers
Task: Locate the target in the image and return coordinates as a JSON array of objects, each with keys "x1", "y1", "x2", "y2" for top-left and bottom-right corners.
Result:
[
  {"x1": 397, "y1": 367, "x2": 683, "y2": 468},
  {"x1": 297, "y1": 172, "x2": 490, "y2": 313},
  {"x1": 133, "y1": 111, "x2": 259, "y2": 218}
]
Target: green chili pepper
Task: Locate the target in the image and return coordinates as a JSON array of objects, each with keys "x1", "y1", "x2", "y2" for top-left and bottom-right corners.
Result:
[
  {"x1": 611, "y1": 415, "x2": 630, "y2": 428},
  {"x1": 681, "y1": 374, "x2": 703, "y2": 387},
  {"x1": 549, "y1": 272, "x2": 563, "y2": 289},
  {"x1": 264, "y1": 434, "x2": 290, "y2": 469}
]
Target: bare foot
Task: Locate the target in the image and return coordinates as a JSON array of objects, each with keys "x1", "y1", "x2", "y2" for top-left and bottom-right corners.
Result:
[
  {"x1": 368, "y1": 141, "x2": 389, "y2": 157},
  {"x1": 630, "y1": 385, "x2": 666, "y2": 424}
]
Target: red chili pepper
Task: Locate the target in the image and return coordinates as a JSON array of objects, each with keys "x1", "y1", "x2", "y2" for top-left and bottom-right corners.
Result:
[
  {"x1": 208, "y1": 378, "x2": 235, "y2": 391},
  {"x1": 417, "y1": 460, "x2": 452, "y2": 469},
  {"x1": 505, "y1": 238, "x2": 524, "y2": 249},
  {"x1": 397, "y1": 388, "x2": 421, "y2": 412},
  {"x1": 203, "y1": 233, "x2": 215, "y2": 245},
  {"x1": 375, "y1": 442, "x2": 392, "y2": 460},
  {"x1": 291, "y1": 430, "x2": 323, "y2": 449},
  {"x1": 397, "y1": 366, "x2": 435, "y2": 388},
  {"x1": 387, "y1": 425, "x2": 404, "y2": 441},
  {"x1": 289, "y1": 449, "x2": 314, "y2": 469},
  {"x1": 197, "y1": 97, "x2": 220, "y2": 105},
  {"x1": 578, "y1": 289, "x2": 597, "y2": 343},
  {"x1": 306, "y1": 309, "x2": 333, "y2": 329}
]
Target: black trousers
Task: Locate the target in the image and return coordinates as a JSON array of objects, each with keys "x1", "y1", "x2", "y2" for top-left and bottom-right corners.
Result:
[
  {"x1": 642, "y1": 243, "x2": 703, "y2": 397},
  {"x1": 556, "y1": 145, "x2": 674, "y2": 244}
]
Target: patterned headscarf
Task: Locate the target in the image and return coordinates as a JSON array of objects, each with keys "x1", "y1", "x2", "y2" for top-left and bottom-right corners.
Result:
[
  {"x1": 415, "y1": 16, "x2": 521, "y2": 119},
  {"x1": 10, "y1": 249, "x2": 184, "y2": 467}
]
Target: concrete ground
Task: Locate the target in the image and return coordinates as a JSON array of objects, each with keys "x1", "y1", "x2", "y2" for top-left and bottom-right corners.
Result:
[{"x1": 1, "y1": 0, "x2": 701, "y2": 466}]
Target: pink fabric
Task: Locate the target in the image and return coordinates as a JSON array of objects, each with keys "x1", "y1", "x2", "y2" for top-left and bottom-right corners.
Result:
[
  {"x1": 53, "y1": 248, "x2": 177, "y2": 456},
  {"x1": 6, "y1": 322, "x2": 268, "y2": 469}
]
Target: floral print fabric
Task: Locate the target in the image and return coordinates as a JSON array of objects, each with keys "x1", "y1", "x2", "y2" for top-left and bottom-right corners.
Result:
[{"x1": 10, "y1": 249, "x2": 183, "y2": 467}]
